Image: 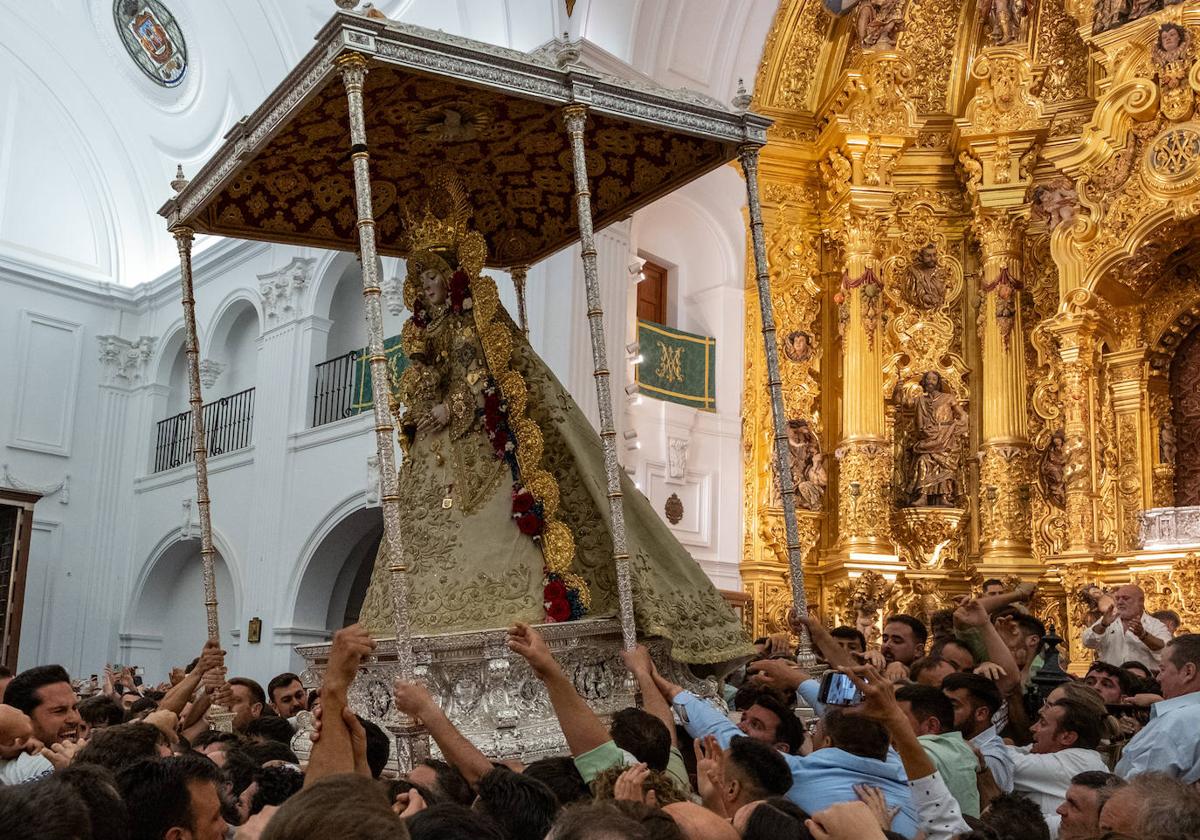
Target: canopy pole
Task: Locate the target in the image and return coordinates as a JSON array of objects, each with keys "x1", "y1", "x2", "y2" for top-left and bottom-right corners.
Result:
[
  {"x1": 172, "y1": 224, "x2": 236, "y2": 732},
  {"x1": 511, "y1": 265, "x2": 530, "y2": 335},
  {"x1": 563, "y1": 104, "x2": 637, "y2": 652},
  {"x1": 337, "y1": 52, "x2": 427, "y2": 770},
  {"x1": 738, "y1": 144, "x2": 817, "y2": 671}
]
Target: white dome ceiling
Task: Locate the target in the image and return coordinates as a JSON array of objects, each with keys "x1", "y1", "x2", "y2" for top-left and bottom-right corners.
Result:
[{"x1": 0, "y1": 0, "x2": 775, "y2": 287}]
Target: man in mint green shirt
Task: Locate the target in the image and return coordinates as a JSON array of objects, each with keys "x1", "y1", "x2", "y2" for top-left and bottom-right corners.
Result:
[{"x1": 895, "y1": 683, "x2": 981, "y2": 817}]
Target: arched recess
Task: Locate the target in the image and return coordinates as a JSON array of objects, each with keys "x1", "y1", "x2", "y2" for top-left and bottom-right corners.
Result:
[
  {"x1": 286, "y1": 500, "x2": 383, "y2": 637},
  {"x1": 123, "y1": 528, "x2": 242, "y2": 681},
  {"x1": 203, "y1": 295, "x2": 262, "y2": 397},
  {"x1": 1170, "y1": 321, "x2": 1200, "y2": 506}
]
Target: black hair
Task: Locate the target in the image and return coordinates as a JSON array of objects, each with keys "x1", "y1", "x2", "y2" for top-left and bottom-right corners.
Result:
[
  {"x1": 117, "y1": 754, "x2": 223, "y2": 840},
  {"x1": 829, "y1": 626, "x2": 867, "y2": 651},
  {"x1": 995, "y1": 609, "x2": 1046, "y2": 643},
  {"x1": 981, "y1": 792, "x2": 1050, "y2": 840},
  {"x1": 75, "y1": 723, "x2": 165, "y2": 774},
  {"x1": 823, "y1": 708, "x2": 890, "y2": 761},
  {"x1": 407, "y1": 803, "x2": 507, "y2": 840},
  {"x1": 267, "y1": 672, "x2": 303, "y2": 704},
  {"x1": 356, "y1": 715, "x2": 391, "y2": 779},
  {"x1": 1086, "y1": 661, "x2": 1135, "y2": 697},
  {"x1": 191, "y1": 729, "x2": 243, "y2": 750},
  {"x1": 942, "y1": 671, "x2": 1003, "y2": 718},
  {"x1": 1053, "y1": 697, "x2": 1105, "y2": 751},
  {"x1": 910, "y1": 655, "x2": 951, "y2": 684},
  {"x1": 0, "y1": 776, "x2": 92, "y2": 840},
  {"x1": 895, "y1": 682, "x2": 955, "y2": 733},
  {"x1": 79, "y1": 694, "x2": 127, "y2": 729},
  {"x1": 251, "y1": 764, "x2": 305, "y2": 814},
  {"x1": 1166, "y1": 633, "x2": 1200, "y2": 672},
  {"x1": 609, "y1": 706, "x2": 671, "y2": 771},
  {"x1": 246, "y1": 740, "x2": 300, "y2": 767},
  {"x1": 751, "y1": 693, "x2": 806, "y2": 754},
  {"x1": 475, "y1": 767, "x2": 559, "y2": 840},
  {"x1": 415, "y1": 758, "x2": 473, "y2": 806},
  {"x1": 228, "y1": 676, "x2": 267, "y2": 706},
  {"x1": 884, "y1": 614, "x2": 929, "y2": 647},
  {"x1": 981, "y1": 579, "x2": 1004, "y2": 590},
  {"x1": 929, "y1": 609, "x2": 956, "y2": 644},
  {"x1": 931, "y1": 637, "x2": 977, "y2": 667},
  {"x1": 728, "y1": 735, "x2": 793, "y2": 798},
  {"x1": 48, "y1": 762, "x2": 132, "y2": 840},
  {"x1": 522, "y1": 756, "x2": 590, "y2": 806},
  {"x1": 127, "y1": 696, "x2": 158, "y2": 719},
  {"x1": 1070, "y1": 770, "x2": 1125, "y2": 791},
  {"x1": 244, "y1": 714, "x2": 296, "y2": 745},
  {"x1": 743, "y1": 802, "x2": 806, "y2": 840},
  {"x1": 3, "y1": 664, "x2": 72, "y2": 715}
]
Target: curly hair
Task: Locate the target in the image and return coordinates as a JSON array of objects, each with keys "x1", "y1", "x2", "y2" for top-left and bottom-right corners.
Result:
[{"x1": 590, "y1": 765, "x2": 688, "y2": 806}]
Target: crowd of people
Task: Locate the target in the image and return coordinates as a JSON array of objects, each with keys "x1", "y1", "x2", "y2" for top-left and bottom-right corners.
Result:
[{"x1": 1, "y1": 578, "x2": 1199, "y2": 839}]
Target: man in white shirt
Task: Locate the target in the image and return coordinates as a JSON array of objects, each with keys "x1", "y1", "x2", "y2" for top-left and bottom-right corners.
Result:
[
  {"x1": 1007, "y1": 696, "x2": 1109, "y2": 838},
  {"x1": 1081, "y1": 585, "x2": 1171, "y2": 671},
  {"x1": 1116, "y1": 633, "x2": 1200, "y2": 783}
]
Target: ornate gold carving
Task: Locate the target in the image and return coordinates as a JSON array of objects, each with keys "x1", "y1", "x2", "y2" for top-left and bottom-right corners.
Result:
[
  {"x1": 1134, "y1": 553, "x2": 1200, "y2": 634},
  {"x1": 896, "y1": 0, "x2": 962, "y2": 113},
  {"x1": 1034, "y1": 0, "x2": 1090, "y2": 106},
  {"x1": 752, "y1": 0, "x2": 832, "y2": 113},
  {"x1": 844, "y1": 54, "x2": 919, "y2": 137},
  {"x1": 837, "y1": 441, "x2": 894, "y2": 544},
  {"x1": 980, "y1": 445, "x2": 1035, "y2": 544},
  {"x1": 962, "y1": 49, "x2": 1046, "y2": 135},
  {"x1": 892, "y1": 506, "x2": 968, "y2": 570}
]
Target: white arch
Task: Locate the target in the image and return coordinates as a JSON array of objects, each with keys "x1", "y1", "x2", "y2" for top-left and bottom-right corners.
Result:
[
  {"x1": 308, "y1": 250, "x2": 360, "y2": 323},
  {"x1": 125, "y1": 525, "x2": 245, "y2": 632},
  {"x1": 201, "y1": 290, "x2": 264, "y2": 360}
]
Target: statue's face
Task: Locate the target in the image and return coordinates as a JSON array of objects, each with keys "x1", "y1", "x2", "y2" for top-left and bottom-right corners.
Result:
[
  {"x1": 1163, "y1": 27, "x2": 1181, "y2": 52},
  {"x1": 922, "y1": 371, "x2": 940, "y2": 392},
  {"x1": 420, "y1": 268, "x2": 447, "y2": 306},
  {"x1": 918, "y1": 245, "x2": 938, "y2": 268}
]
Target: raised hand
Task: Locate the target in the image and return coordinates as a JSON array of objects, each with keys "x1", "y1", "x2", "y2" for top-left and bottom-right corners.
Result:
[
  {"x1": 747, "y1": 658, "x2": 808, "y2": 692},
  {"x1": 41, "y1": 737, "x2": 87, "y2": 770},
  {"x1": 806, "y1": 801, "x2": 888, "y2": 840},
  {"x1": 1126, "y1": 618, "x2": 1145, "y2": 639},
  {"x1": 392, "y1": 679, "x2": 436, "y2": 719},
  {"x1": 974, "y1": 662, "x2": 1007, "y2": 682},
  {"x1": 506, "y1": 622, "x2": 557, "y2": 677},
  {"x1": 883, "y1": 662, "x2": 910, "y2": 683},
  {"x1": 953, "y1": 596, "x2": 990, "y2": 628},
  {"x1": 393, "y1": 789, "x2": 428, "y2": 818},
  {"x1": 861, "y1": 650, "x2": 887, "y2": 670},
  {"x1": 839, "y1": 665, "x2": 901, "y2": 725},
  {"x1": 194, "y1": 640, "x2": 226, "y2": 676},
  {"x1": 620, "y1": 644, "x2": 655, "y2": 677},
  {"x1": 694, "y1": 735, "x2": 728, "y2": 815},
  {"x1": 0, "y1": 706, "x2": 35, "y2": 760},
  {"x1": 612, "y1": 763, "x2": 658, "y2": 807},
  {"x1": 325, "y1": 624, "x2": 375, "y2": 693}
]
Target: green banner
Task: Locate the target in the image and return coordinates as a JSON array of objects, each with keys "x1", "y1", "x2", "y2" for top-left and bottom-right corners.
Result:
[
  {"x1": 350, "y1": 335, "x2": 409, "y2": 414},
  {"x1": 635, "y1": 321, "x2": 716, "y2": 411}
]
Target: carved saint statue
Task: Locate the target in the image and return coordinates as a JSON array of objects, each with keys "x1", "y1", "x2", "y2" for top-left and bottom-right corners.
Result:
[
  {"x1": 357, "y1": 174, "x2": 749, "y2": 666},
  {"x1": 1153, "y1": 24, "x2": 1193, "y2": 91},
  {"x1": 784, "y1": 419, "x2": 827, "y2": 511},
  {"x1": 904, "y1": 244, "x2": 949, "y2": 311},
  {"x1": 857, "y1": 0, "x2": 903, "y2": 50},
  {"x1": 1031, "y1": 178, "x2": 1078, "y2": 231},
  {"x1": 783, "y1": 330, "x2": 816, "y2": 364},
  {"x1": 1039, "y1": 429, "x2": 1068, "y2": 510},
  {"x1": 893, "y1": 371, "x2": 969, "y2": 507},
  {"x1": 979, "y1": 0, "x2": 1030, "y2": 46},
  {"x1": 1130, "y1": 0, "x2": 1165, "y2": 21},
  {"x1": 1160, "y1": 420, "x2": 1177, "y2": 465}
]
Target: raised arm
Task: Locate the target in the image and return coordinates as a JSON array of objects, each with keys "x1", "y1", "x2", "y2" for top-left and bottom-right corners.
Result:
[
  {"x1": 393, "y1": 679, "x2": 493, "y2": 786},
  {"x1": 953, "y1": 597, "x2": 1020, "y2": 697},
  {"x1": 622, "y1": 645, "x2": 676, "y2": 748},
  {"x1": 789, "y1": 608, "x2": 857, "y2": 672},
  {"x1": 508, "y1": 622, "x2": 609, "y2": 757},
  {"x1": 158, "y1": 641, "x2": 224, "y2": 716},
  {"x1": 305, "y1": 624, "x2": 375, "y2": 787}
]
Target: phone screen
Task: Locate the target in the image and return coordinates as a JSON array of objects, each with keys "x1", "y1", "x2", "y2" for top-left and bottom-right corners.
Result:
[{"x1": 818, "y1": 671, "x2": 864, "y2": 706}]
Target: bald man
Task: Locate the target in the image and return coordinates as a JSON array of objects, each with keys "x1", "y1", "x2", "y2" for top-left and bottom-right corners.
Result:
[{"x1": 1081, "y1": 585, "x2": 1172, "y2": 671}]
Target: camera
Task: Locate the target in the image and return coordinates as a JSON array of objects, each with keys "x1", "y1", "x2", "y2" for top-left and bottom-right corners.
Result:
[{"x1": 818, "y1": 671, "x2": 864, "y2": 706}]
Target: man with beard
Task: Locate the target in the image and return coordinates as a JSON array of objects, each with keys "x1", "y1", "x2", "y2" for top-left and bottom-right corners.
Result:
[{"x1": 1, "y1": 665, "x2": 84, "y2": 784}]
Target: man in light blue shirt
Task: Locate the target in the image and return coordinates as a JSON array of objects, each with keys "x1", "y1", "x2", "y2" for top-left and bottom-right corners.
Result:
[
  {"x1": 658, "y1": 677, "x2": 920, "y2": 838},
  {"x1": 943, "y1": 671, "x2": 1014, "y2": 793},
  {"x1": 1116, "y1": 633, "x2": 1200, "y2": 783}
]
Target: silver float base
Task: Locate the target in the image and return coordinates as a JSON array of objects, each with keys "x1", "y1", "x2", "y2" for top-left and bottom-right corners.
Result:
[{"x1": 292, "y1": 618, "x2": 724, "y2": 769}]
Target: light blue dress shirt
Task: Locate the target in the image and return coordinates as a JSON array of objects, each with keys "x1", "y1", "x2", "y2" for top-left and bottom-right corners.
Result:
[
  {"x1": 1116, "y1": 690, "x2": 1200, "y2": 783},
  {"x1": 971, "y1": 725, "x2": 1014, "y2": 793},
  {"x1": 673, "y1": 690, "x2": 920, "y2": 838}
]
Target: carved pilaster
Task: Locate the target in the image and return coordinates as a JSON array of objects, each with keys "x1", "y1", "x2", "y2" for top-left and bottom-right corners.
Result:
[
  {"x1": 258, "y1": 257, "x2": 317, "y2": 324},
  {"x1": 1106, "y1": 349, "x2": 1152, "y2": 552}
]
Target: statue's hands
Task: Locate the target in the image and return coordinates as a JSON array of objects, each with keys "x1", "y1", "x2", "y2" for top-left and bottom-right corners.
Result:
[{"x1": 415, "y1": 403, "x2": 449, "y2": 432}]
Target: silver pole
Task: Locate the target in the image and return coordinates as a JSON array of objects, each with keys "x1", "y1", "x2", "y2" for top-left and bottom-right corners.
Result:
[
  {"x1": 337, "y1": 52, "x2": 427, "y2": 770},
  {"x1": 738, "y1": 145, "x2": 817, "y2": 670},
  {"x1": 511, "y1": 265, "x2": 530, "y2": 335},
  {"x1": 173, "y1": 226, "x2": 221, "y2": 642},
  {"x1": 563, "y1": 105, "x2": 637, "y2": 651}
]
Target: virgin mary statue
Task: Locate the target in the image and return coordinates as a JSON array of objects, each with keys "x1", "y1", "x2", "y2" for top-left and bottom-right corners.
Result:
[{"x1": 358, "y1": 179, "x2": 751, "y2": 666}]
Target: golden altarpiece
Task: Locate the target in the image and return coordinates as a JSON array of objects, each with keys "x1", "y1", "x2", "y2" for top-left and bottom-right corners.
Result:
[{"x1": 742, "y1": 0, "x2": 1200, "y2": 669}]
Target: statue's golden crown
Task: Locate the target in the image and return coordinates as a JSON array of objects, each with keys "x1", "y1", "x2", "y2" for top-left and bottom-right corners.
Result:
[{"x1": 397, "y1": 172, "x2": 473, "y2": 256}]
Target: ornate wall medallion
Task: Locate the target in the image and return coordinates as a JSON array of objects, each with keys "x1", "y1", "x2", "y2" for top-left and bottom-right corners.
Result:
[
  {"x1": 113, "y1": 1, "x2": 187, "y2": 88},
  {"x1": 664, "y1": 493, "x2": 684, "y2": 525},
  {"x1": 1146, "y1": 124, "x2": 1200, "y2": 192}
]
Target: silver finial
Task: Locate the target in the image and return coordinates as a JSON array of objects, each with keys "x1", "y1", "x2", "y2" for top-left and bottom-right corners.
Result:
[
  {"x1": 171, "y1": 164, "x2": 189, "y2": 194},
  {"x1": 335, "y1": 0, "x2": 360, "y2": 9},
  {"x1": 555, "y1": 32, "x2": 580, "y2": 68},
  {"x1": 732, "y1": 78, "x2": 752, "y2": 110}
]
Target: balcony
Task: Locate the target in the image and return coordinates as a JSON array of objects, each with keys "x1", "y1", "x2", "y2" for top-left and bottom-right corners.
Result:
[
  {"x1": 153, "y1": 388, "x2": 256, "y2": 473},
  {"x1": 312, "y1": 339, "x2": 406, "y2": 428}
]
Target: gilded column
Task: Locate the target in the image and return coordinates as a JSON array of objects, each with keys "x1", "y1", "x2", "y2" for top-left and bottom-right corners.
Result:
[
  {"x1": 1048, "y1": 316, "x2": 1102, "y2": 558},
  {"x1": 834, "y1": 210, "x2": 894, "y2": 556},
  {"x1": 975, "y1": 212, "x2": 1034, "y2": 571},
  {"x1": 1105, "y1": 349, "x2": 1152, "y2": 552}
]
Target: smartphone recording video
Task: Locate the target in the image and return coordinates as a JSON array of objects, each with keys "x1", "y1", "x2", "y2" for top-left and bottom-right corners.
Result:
[{"x1": 818, "y1": 671, "x2": 863, "y2": 706}]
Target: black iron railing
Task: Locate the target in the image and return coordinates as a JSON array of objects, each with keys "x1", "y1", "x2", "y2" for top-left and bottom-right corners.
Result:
[
  {"x1": 312, "y1": 350, "x2": 360, "y2": 428},
  {"x1": 153, "y1": 388, "x2": 256, "y2": 473}
]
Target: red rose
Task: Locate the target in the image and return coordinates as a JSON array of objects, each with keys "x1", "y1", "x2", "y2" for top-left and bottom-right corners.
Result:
[
  {"x1": 546, "y1": 598, "x2": 571, "y2": 623},
  {"x1": 544, "y1": 580, "x2": 567, "y2": 602},
  {"x1": 513, "y1": 490, "x2": 535, "y2": 514},
  {"x1": 516, "y1": 512, "x2": 543, "y2": 536}
]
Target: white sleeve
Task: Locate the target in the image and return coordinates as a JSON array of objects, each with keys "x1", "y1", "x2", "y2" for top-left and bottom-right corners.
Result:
[
  {"x1": 1144, "y1": 615, "x2": 1174, "y2": 644},
  {"x1": 908, "y1": 770, "x2": 971, "y2": 840},
  {"x1": 1080, "y1": 622, "x2": 1107, "y2": 650}
]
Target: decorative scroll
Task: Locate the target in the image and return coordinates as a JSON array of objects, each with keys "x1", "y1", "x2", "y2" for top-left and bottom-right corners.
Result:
[{"x1": 635, "y1": 321, "x2": 717, "y2": 411}]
